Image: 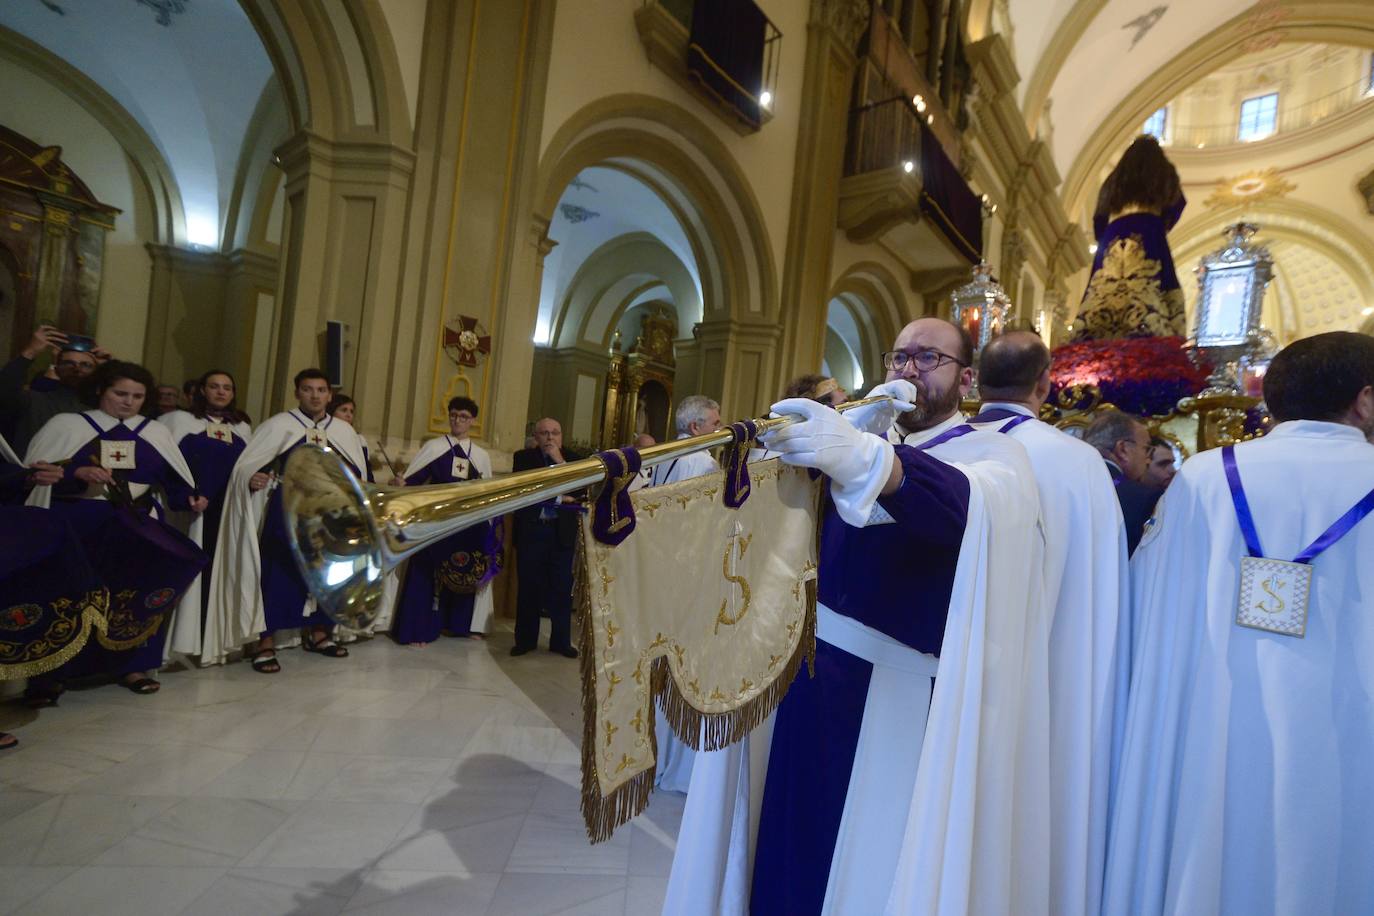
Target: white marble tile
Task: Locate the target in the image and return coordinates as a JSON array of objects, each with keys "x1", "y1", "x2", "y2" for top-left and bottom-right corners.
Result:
[
  {"x1": 484, "y1": 873, "x2": 629, "y2": 916},
  {"x1": 69, "y1": 744, "x2": 248, "y2": 796},
  {"x1": 197, "y1": 749, "x2": 354, "y2": 800},
  {"x1": 506, "y1": 811, "x2": 631, "y2": 876},
  {"x1": 625, "y1": 875, "x2": 669, "y2": 915},
  {"x1": 239, "y1": 800, "x2": 418, "y2": 869},
  {"x1": 10, "y1": 864, "x2": 226, "y2": 916},
  {"x1": 0, "y1": 790, "x2": 54, "y2": 827},
  {"x1": 0, "y1": 739, "x2": 147, "y2": 793},
  {"x1": 0, "y1": 794, "x2": 179, "y2": 866},
  {"x1": 314, "y1": 755, "x2": 452, "y2": 804},
  {"x1": 344, "y1": 870, "x2": 501, "y2": 915},
  {"x1": 374, "y1": 812, "x2": 525, "y2": 874},
  {"x1": 183, "y1": 866, "x2": 362, "y2": 916},
  {"x1": 197, "y1": 707, "x2": 312, "y2": 751},
  {"x1": 308, "y1": 716, "x2": 475, "y2": 758},
  {"x1": 0, "y1": 865, "x2": 77, "y2": 916},
  {"x1": 91, "y1": 797, "x2": 299, "y2": 867},
  {"x1": 460, "y1": 722, "x2": 566, "y2": 764}
]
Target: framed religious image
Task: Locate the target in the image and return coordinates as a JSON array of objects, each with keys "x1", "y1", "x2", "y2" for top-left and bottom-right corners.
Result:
[
  {"x1": 1196, "y1": 263, "x2": 1255, "y2": 348},
  {"x1": 1193, "y1": 223, "x2": 1272, "y2": 351}
]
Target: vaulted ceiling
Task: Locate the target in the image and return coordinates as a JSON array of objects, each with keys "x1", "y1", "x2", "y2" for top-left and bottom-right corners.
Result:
[{"x1": 0, "y1": 0, "x2": 275, "y2": 246}]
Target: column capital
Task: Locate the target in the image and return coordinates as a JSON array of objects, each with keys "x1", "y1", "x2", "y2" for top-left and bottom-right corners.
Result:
[{"x1": 809, "y1": 0, "x2": 871, "y2": 51}]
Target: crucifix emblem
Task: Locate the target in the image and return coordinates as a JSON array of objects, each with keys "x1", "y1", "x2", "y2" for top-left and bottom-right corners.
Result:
[
  {"x1": 714, "y1": 520, "x2": 753, "y2": 635},
  {"x1": 101, "y1": 440, "x2": 136, "y2": 469},
  {"x1": 306, "y1": 430, "x2": 327, "y2": 447},
  {"x1": 207, "y1": 421, "x2": 234, "y2": 444}
]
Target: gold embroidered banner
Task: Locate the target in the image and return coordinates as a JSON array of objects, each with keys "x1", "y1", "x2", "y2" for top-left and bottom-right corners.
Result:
[{"x1": 577, "y1": 460, "x2": 820, "y2": 841}]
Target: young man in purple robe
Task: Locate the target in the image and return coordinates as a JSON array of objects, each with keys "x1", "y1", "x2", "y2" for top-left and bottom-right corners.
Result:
[{"x1": 390, "y1": 396, "x2": 500, "y2": 645}]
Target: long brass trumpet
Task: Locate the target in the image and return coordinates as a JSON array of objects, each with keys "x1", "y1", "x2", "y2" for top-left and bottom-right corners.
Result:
[{"x1": 281, "y1": 394, "x2": 892, "y2": 628}]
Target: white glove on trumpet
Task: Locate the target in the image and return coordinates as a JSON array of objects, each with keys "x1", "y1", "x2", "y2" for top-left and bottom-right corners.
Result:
[
  {"x1": 841, "y1": 380, "x2": 917, "y2": 436},
  {"x1": 761, "y1": 397, "x2": 895, "y2": 527}
]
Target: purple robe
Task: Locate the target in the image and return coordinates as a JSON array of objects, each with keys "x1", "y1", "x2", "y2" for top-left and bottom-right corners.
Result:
[
  {"x1": 750, "y1": 445, "x2": 971, "y2": 915},
  {"x1": 37, "y1": 418, "x2": 207, "y2": 679},
  {"x1": 393, "y1": 439, "x2": 499, "y2": 642},
  {"x1": 177, "y1": 418, "x2": 247, "y2": 606}
]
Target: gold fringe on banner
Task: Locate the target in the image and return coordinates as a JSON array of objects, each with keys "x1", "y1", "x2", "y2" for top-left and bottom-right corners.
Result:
[{"x1": 576, "y1": 496, "x2": 819, "y2": 844}]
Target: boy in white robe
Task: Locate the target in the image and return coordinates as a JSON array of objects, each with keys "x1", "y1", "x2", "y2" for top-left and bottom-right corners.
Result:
[{"x1": 202, "y1": 369, "x2": 367, "y2": 669}]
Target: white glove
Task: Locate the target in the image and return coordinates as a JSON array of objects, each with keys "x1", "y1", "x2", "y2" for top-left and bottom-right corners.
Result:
[
  {"x1": 842, "y1": 380, "x2": 918, "y2": 436},
  {"x1": 762, "y1": 398, "x2": 895, "y2": 527}
]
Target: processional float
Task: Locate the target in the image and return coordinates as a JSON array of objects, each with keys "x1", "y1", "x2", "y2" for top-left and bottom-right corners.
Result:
[{"x1": 281, "y1": 394, "x2": 891, "y2": 841}]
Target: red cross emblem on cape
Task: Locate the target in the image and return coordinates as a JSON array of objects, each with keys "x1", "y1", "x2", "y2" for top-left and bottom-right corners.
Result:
[{"x1": 443, "y1": 315, "x2": 492, "y2": 368}]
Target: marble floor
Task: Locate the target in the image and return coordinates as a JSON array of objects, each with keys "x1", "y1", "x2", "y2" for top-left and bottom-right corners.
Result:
[{"x1": 0, "y1": 622, "x2": 684, "y2": 915}]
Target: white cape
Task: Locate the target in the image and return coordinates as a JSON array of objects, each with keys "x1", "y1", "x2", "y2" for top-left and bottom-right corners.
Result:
[
  {"x1": 23, "y1": 410, "x2": 198, "y2": 513},
  {"x1": 201, "y1": 409, "x2": 366, "y2": 665},
  {"x1": 665, "y1": 420, "x2": 1053, "y2": 916},
  {"x1": 397, "y1": 435, "x2": 495, "y2": 635},
  {"x1": 1104, "y1": 421, "x2": 1374, "y2": 916},
  {"x1": 980, "y1": 403, "x2": 1129, "y2": 916},
  {"x1": 157, "y1": 413, "x2": 253, "y2": 658}
]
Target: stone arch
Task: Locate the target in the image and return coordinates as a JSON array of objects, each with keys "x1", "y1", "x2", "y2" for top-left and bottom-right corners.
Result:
[
  {"x1": 536, "y1": 94, "x2": 777, "y2": 323},
  {"x1": 552, "y1": 233, "x2": 700, "y2": 350},
  {"x1": 237, "y1": 0, "x2": 410, "y2": 144},
  {"x1": 0, "y1": 27, "x2": 184, "y2": 245},
  {"x1": 827, "y1": 260, "x2": 908, "y2": 382},
  {"x1": 1168, "y1": 202, "x2": 1374, "y2": 341},
  {"x1": 1061, "y1": 10, "x2": 1374, "y2": 215}
]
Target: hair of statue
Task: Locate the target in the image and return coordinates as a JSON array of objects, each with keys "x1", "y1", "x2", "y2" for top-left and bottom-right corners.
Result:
[
  {"x1": 1082, "y1": 409, "x2": 1144, "y2": 454},
  {"x1": 675, "y1": 394, "x2": 720, "y2": 436},
  {"x1": 293, "y1": 367, "x2": 329, "y2": 389},
  {"x1": 1094, "y1": 135, "x2": 1183, "y2": 223},
  {"x1": 83, "y1": 360, "x2": 156, "y2": 406},
  {"x1": 977, "y1": 332, "x2": 1051, "y2": 398},
  {"x1": 191, "y1": 368, "x2": 251, "y2": 424},
  {"x1": 1263, "y1": 331, "x2": 1374, "y2": 423},
  {"x1": 447, "y1": 395, "x2": 480, "y2": 417},
  {"x1": 783, "y1": 373, "x2": 837, "y2": 402}
]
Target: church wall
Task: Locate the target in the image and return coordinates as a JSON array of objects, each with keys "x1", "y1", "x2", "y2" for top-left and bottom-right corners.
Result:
[{"x1": 0, "y1": 56, "x2": 156, "y2": 363}]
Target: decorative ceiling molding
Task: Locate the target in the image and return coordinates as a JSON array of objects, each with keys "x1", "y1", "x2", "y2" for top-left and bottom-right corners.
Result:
[
  {"x1": 1059, "y1": 5, "x2": 1374, "y2": 219},
  {"x1": 1202, "y1": 168, "x2": 1296, "y2": 209}
]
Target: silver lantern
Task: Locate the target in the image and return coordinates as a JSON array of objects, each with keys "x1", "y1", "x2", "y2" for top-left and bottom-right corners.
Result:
[
  {"x1": 950, "y1": 260, "x2": 1012, "y2": 354},
  {"x1": 1192, "y1": 223, "x2": 1274, "y2": 396}
]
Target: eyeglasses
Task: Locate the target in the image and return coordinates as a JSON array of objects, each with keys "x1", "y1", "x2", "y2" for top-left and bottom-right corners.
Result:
[
  {"x1": 449, "y1": 412, "x2": 475, "y2": 421},
  {"x1": 881, "y1": 348, "x2": 968, "y2": 373}
]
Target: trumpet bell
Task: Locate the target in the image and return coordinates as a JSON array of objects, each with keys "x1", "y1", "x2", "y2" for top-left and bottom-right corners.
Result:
[{"x1": 281, "y1": 445, "x2": 388, "y2": 630}]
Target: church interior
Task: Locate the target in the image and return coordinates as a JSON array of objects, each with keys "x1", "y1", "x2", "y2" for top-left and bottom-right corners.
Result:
[{"x1": 2, "y1": 0, "x2": 1373, "y2": 913}]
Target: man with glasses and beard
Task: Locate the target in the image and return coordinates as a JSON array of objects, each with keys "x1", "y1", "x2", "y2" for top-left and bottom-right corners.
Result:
[
  {"x1": 0, "y1": 325, "x2": 108, "y2": 455},
  {"x1": 666, "y1": 318, "x2": 1055, "y2": 916}
]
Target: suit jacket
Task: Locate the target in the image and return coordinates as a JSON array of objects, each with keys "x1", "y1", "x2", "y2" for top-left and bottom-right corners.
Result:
[
  {"x1": 512, "y1": 446, "x2": 586, "y2": 549},
  {"x1": 1106, "y1": 459, "x2": 1163, "y2": 556}
]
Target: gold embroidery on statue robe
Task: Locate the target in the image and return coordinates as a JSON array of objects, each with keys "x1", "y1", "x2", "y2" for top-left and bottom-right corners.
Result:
[{"x1": 1076, "y1": 234, "x2": 1186, "y2": 339}]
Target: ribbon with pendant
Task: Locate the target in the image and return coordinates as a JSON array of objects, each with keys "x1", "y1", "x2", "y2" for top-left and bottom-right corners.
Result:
[{"x1": 1223, "y1": 445, "x2": 1374, "y2": 638}]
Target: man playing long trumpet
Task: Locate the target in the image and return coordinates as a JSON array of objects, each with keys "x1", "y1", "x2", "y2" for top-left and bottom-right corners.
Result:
[{"x1": 666, "y1": 317, "x2": 1056, "y2": 916}]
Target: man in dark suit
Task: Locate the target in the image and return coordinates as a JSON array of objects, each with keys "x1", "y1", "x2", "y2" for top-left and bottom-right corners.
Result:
[
  {"x1": 510, "y1": 416, "x2": 585, "y2": 657},
  {"x1": 1083, "y1": 409, "x2": 1161, "y2": 556}
]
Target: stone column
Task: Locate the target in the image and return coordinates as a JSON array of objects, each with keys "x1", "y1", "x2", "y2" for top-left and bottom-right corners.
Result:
[
  {"x1": 269, "y1": 131, "x2": 415, "y2": 416},
  {"x1": 771, "y1": 0, "x2": 872, "y2": 394},
  {"x1": 143, "y1": 243, "x2": 230, "y2": 385}
]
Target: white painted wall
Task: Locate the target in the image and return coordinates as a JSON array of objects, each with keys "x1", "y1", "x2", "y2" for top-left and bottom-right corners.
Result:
[{"x1": 0, "y1": 56, "x2": 155, "y2": 362}]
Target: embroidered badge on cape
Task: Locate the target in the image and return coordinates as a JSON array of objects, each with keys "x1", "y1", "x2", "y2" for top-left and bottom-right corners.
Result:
[
  {"x1": 101, "y1": 440, "x2": 137, "y2": 469},
  {"x1": 1236, "y1": 555, "x2": 1310, "y2": 638}
]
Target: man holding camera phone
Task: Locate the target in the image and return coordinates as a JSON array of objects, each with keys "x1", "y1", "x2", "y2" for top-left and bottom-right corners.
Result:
[{"x1": 0, "y1": 324, "x2": 111, "y2": 455}]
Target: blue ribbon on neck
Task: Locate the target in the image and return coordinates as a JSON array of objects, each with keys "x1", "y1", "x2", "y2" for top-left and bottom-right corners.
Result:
[
  {"x1": 915, "y1": 410, "x2": 1032, "y2": 451},
  {"x1": 1222, "y1": 445, "x2": 1374, "y2": 564}
]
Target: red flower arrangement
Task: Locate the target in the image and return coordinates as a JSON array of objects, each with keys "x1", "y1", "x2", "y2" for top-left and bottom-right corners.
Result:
[{"x1": 1049, "y1": 336, "x2": 1211, "y2": 417}]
